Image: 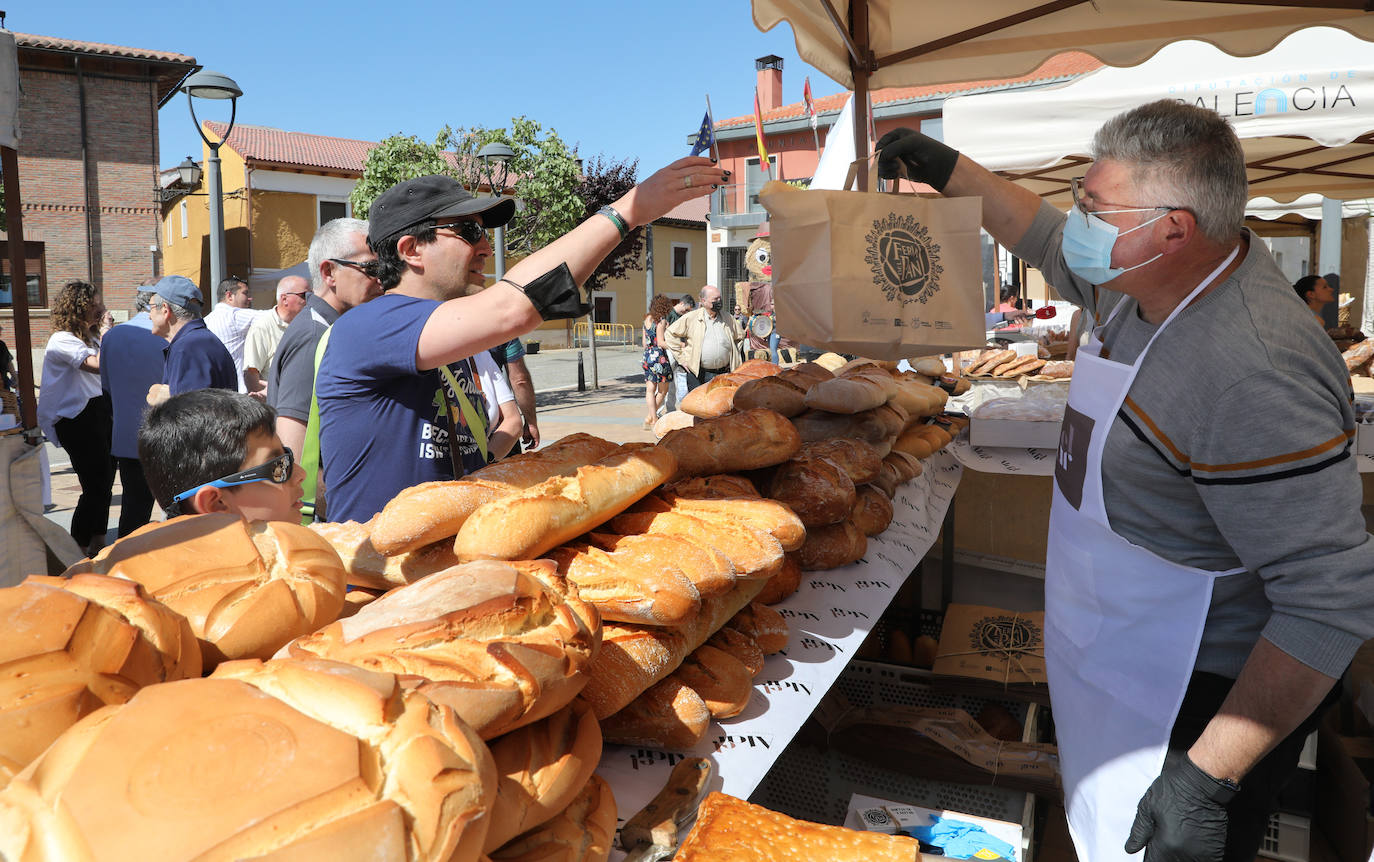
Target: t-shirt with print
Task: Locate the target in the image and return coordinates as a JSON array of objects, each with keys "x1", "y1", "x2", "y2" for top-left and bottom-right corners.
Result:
[{"x1": 315, "y1": 292, "x2": 491, "y2": 523}]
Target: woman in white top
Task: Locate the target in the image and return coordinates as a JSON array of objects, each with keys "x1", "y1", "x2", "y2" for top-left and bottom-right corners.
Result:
[{"x1": 37, "y1": 281, "x2": 114, "y2": 554}]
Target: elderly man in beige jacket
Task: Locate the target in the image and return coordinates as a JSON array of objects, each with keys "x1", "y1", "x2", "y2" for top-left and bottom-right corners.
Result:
[{"x1": 664, "y1": 284, "x2": 745, "y2": 392}]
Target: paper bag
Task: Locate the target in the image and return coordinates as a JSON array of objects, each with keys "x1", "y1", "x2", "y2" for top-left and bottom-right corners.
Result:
[
  {"x1": 759, "y1": 180, "x2": 984, "y2": 360},
  {"x1": 932, "y1": 604, "x2": 1047, "y2": 686}
]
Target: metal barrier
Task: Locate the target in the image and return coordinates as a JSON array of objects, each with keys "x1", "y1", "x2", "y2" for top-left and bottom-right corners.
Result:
[{"x1": 572, "y1": 321, "x2": 636, "y2": 347}]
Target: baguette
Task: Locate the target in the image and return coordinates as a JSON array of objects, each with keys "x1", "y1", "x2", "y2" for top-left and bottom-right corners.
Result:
[
  {"x1": 483, "y1": 700, "x2": 603, "y2": 854},
  {"x1": 1038, "y1": 360, "x2": 1074, "y2": 379},
  {"x1": 994, "y1": 355, "x2": 1045, "y2": 378},
  {"x1": 597, "y1": 677, "x2": 711, "y2": 750},
  {"x1": 546, "y1": 541, "x2": 702, "y2": 626},
  {"x1": 755, "y1": 552, "x2": 803, "y2": 605},
  {"x1": 578, "y1": 579, "x2": 765, "y2": 718},
  {"x1": 578, "y1": 530, "x2": 736, "y2": 598},
  {"x1": 372, "y1": 433, "x2": 620, "y2": 555},
  {"x1": 796, "y1": 520, "x2": 868, "y2": 571},
  {"x1": 638, "y1": 493, "x2": 806, "y2": 551},
  {"x1": 764, "y1": 455, "x2": 857, "y2": 527},
  {"x1": 310, "y1": 520, "x2": 460, "y2": 590},
  {"x1": 727, "y1": 602, "x2": 789, "y2": 654},
  {"x1": 608, "y1": 510, "x2": 783, "y2": 581},
  {"x1": 851, "y1": 485, "x2": 895, "y2": 536},
  {"x1": 658, "y1": 408, "x2": 802, "y2": 478},
  {"x1": 488, "y1": 774, "x2": 617, "y2": 862},
  {"x1": 969, "y1": 348, "x2": 1016, "y2": 375},
  {"x1": 453, "y1": 446, "x2": 677, "y2": 561},
  {"x1": 670, "y1": 644, "x2": 754, "y2": 718}
]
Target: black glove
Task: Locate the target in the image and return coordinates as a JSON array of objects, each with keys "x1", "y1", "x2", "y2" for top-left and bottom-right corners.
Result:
[
  {"x1": 875, "y1": 128, "x2": 960, "y2": 192},
  {"x1": 1124, "y1": 754, "x2": 1236, "y2": 862},
  {"x1": 509, "y1": 263, "x2": 591, "y2": 321}
]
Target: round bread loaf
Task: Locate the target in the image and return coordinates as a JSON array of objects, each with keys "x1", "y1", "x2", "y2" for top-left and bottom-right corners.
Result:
[
  {"x1": 0, "y1": 575, "x2": 201, "y2": 785},
  {"x1": 851, "y1": 485, "x2": 895, "y2": 537},
  {"x1": 65, "y1": 514, "x2": 346, "y2": 668},
  {"x1": 796, "y1": 520, "x2": 868, "y2": 571},
  {"x1": 285, "y1": 560, "x2": 599, "y2": 740},
  {"x1": 0, "y1": 659, "x2": 497, "y2": 862},
  {"x1": 766, "y1": 455, "x2": 857, "y2": 527}
]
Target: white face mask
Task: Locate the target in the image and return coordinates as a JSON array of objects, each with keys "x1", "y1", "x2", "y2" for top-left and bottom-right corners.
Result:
[{"x1": 1061, "y1": 206, "x2": 1169, "y2": 285}]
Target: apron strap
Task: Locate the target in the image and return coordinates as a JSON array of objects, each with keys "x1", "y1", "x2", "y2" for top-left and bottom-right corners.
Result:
[{"x1": 439, "y1": 362, "x2": 489, "y2": 466}]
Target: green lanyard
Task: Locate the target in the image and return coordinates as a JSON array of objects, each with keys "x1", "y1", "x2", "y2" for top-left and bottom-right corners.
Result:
[
  {"x1": 300, "y1": 326, "x2": 332, "y2": 525},
  {"x1": 439, "y1": 362, "x2": 489, "y2": 466}
]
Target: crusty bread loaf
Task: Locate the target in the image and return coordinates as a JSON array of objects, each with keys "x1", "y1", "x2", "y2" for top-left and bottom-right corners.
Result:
[
  {"x1": 370, "y1": 433, "x2": 621, "y2": 555},
  {"x1": 731, "y1": 374, "x2": 807, "y2": 416},
  {"x1": 483, "y1": 700, "x2": 602, "y2": 854},
  {"x1": 727, "y1": 602, "x2": 789, "y2": 654},
  {"x1": 587, "y1": 532, "x2": 737, "y2": 598},
  {"x1": 884, "y1": 450, "x2": 925, "y2": 482},
  {"x1": 608, "y1": 510, "x2": 783, "y2": 581},
  {"x1": 892, "y1": 428, "x2": 935, "y2": 459},
  {"x1": 597, "y1": 677, "x2": 711, "y2": 751},
  {"x1": 889, "y1": 373, "x2": 947, "y2": 420},
  {"x1": 791, "y1": 404, "x2": 906, "y2": 447},
  {"x1": 658, "y1": 408, "x2": 802, "y2": 478},
  {"x1": 764, "y1": 455, "x2": 857, "y2": 527},
  {"x1": 680, "y1": 374, "x2": 744, "y2": 418},
  {"x1": 1039, "y1": 359, "x2": 1074, "y2": 379},
  {"x1": 706, "y1": 625, "x2": 766, "y2": 677},
  {"x1": 851, "y1": 485, "x2": 895, "y2": 537},
  {"x1": 796, "y1": 520, "x2": 868, "y2": 571},
  {"x1": 734, "y1": 358, "x2": 783, "y2": 378},
  {"x1": 453, "y1": 446, "x2": 677, "y2": 561},
  {"x1": 803, "y1": 368, "x2": 893, "y2": 414},
  {"x1": 994, "y1": 355, "x2": 1046, "y2": 378},
  {"x1": 488, "y1": 774, "x2": 617, "y2": 862},
  {"x1": 671, "y1": 644, "x2": 753, "y2": 718},
  {"x1": 285, "y1": 560, "x2": 599, "y2": 740},
  {"x1": 0, "y1": 575, "x2": 201, "y2": 786},
  {"x1": 66, "y1": 514, "x2": 346, "y2": 668},
  {"x1": 653, "y1": 410, "x2": 696, "y2": 439},
  {"x1": 666, "y1": 473, "x2": 760, "y2": 499},
  {"x1": 799, "y1": 439, "x2": 883, "y2": 485},
  {"x1": 755, "y1": 552, "x2": 803, "y2": 605},
  {"x1": 311, "y1": 520, "x2": 460, "y2": 590},
  {"x1": 546, "y1": 541, "x2": 701, "y2": 626},
  {"x1": 912, "y1": 357, "x2": 947, "y2": 377},
  {"x1": 578, "y1": 579, "x2": 765, "y2": 719},
  {"x1": 675, "y1": 793, "x2": 921, "y2": 862},
  {"x1": 638, "y1": 493, "x2": 806, "y2": 552},
  {"x1": 1, "y1": 660, "x2": 497, "y2": 862}
]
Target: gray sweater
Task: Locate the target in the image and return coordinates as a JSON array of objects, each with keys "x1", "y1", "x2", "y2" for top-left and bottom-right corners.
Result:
[{"x1": 1015, "y1": 201, "x2": 1374, "y2": 679}]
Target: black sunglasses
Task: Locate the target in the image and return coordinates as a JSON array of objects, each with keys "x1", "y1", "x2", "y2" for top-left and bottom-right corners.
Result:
[
  {"x1": 169, "y1": 448, "x2": 295, "y2": 510},
  {"x1": 432, "y1": 220, "x2": 487, "y2": 245},
  {"x1": 328, "y1": 258, "x2": 377, "y2": 276}
]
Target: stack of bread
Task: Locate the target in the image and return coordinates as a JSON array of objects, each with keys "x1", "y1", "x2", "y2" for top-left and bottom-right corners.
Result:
[{"x1": 963, "y1": 347, "x2": 1074, "y2": 381}]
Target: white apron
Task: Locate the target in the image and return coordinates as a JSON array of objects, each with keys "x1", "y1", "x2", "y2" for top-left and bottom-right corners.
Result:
[{"x1": 1046, "y1": 249, "x2": 1241, "y2": 862}]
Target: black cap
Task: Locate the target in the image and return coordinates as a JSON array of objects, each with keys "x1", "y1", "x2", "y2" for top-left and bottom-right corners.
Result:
[{"x1": 366, "y1": 175, "x2": 516, "y2": 247}]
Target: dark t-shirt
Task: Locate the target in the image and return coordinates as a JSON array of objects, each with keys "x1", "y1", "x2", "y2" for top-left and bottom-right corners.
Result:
[
  {"x1": 0, "y1": 338, "x2": 12, "y2": 389},
  {"x1": 162, "y1": 319, "x2": 236, "y2": 396},
  {"x1": 100, "y1": 323, "x2": 167, "y2": 458},
  {"x1": 316, "y1": 293, "x2": 491, "y2": 523},
  {"x1": 267, "y1": 293, "x2": 339, "y2": 422}
]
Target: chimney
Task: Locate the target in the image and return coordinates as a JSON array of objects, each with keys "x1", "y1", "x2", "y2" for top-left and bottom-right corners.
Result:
[{"x1": 756, "y1": 55, "x2": 784, "y2": 111}]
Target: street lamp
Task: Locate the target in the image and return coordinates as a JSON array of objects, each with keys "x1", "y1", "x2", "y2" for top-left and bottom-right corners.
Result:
[
  {"x1": 477, "y1": 141, "x2": 514, "y2": 281},
  {"x1": 182, "y1": 69, "x2": 243, "y2": 303}
]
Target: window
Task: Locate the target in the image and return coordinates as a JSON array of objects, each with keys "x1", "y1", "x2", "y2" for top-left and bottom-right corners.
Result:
[
  {"x1": 319, "y1": 199, "x2": 348, "y2": 225},
  {"x1": 0, "y1": 241, "x2": 47, "y2": 308},
  {"x1": 671, "y1": 243, "x2": 691, "y2": 278},
  {"x1": 180, "y1": 200, "x2": 188, "y2": 239},
  {"x1": 744, "y1": 156, "x2": 777, "y2": 212},
  {"x1": 719, "y1": 246, "x2": 747, "y2": 293}
]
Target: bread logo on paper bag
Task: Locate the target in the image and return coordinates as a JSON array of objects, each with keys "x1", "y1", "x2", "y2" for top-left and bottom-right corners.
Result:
[
  {"x1": 969, "y1": 613, "x2": 1041, "y2": 661},
  {"x1": 865, "y1": 213, "x2": 943, "y2": 305}
]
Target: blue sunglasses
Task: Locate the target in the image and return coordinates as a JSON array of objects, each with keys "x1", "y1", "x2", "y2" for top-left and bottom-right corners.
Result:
[{"x1": 169, "y1": 448, "x2": 295, "y2": 511}]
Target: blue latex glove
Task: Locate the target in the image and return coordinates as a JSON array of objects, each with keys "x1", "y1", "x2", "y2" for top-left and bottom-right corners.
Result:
[{"x1": 910, "y1": 816, "x2": 1018, "y2": 861}]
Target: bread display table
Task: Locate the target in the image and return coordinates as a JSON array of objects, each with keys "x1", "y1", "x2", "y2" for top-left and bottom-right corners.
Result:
[{"x1": 596, "y1": 450, "x2": 964, "y2": 856}]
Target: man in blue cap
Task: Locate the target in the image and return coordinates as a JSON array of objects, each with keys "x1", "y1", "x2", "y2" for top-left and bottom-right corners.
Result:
[{"x1": 145, "y1": 275, "x2": 236, "y2": 404}]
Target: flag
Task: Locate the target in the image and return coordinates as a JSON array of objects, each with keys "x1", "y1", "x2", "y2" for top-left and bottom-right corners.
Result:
[
  {"x1": 803, "y1": 77, "x2": 817, "y2": 131},
  {"x1": 688, "y1": 110, "x2": 715, "y2": 157},
  {"x1": 753, "y1": 88, "x2": 770, "y2": 169}
]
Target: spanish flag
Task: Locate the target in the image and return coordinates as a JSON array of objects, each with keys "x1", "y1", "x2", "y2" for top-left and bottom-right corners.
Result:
[{"x1": 753, "y1": 88, "x2": 770, "y2": 176}]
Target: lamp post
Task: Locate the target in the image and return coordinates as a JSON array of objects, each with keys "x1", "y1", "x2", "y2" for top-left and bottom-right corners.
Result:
[
  {"x1": 476, "y1": 142, "x2": 514, "y2": 280},
  {"x1": 182, "y1": 69, "x2": 242, "y2": 303}
]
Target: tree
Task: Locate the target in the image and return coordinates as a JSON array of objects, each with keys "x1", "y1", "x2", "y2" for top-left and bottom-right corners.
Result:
[
  {"x1": 577, "y1": 155, "x2": 643, "y2": 291},
  {"x1": 349, "y1": 132, "x2": 452, "y2": 220}
]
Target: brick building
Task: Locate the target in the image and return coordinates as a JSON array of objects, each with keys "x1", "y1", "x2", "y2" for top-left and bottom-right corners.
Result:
[{"x1": 3, "y1": 33, "x2": 196, "y2": 347}]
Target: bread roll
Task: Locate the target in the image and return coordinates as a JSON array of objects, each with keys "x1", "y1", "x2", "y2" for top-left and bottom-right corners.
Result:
[
  {"x1": 764, "y1": 455, "x2": 857, "y2": 527},
  {"x1": 546, "y1": 541, "x2": 702, "y2": 626},
  {"x1": 1, "y1": 660, "x2": 497, "y2": 862},
  {"x1": 892, "y1": 429, "x2": 935, "y2": 459},
  {"x1": 586, "y1": 532, "x2": 737, "y2": 597},
  {"x1": 483, "y1": 700, "x2": 603, "y2": 853},
  {"x1": 706, "y1": 626, "x2": 766, "y2": 677},
  {"x1": 66, "y1": 514, "x2": 346, "y2": 668},
  {"x1": 608, "y1": 510, "x2": 782, "y2": 581},
  {"x1": 597, "y1": 677, "x2": 711, "y2": 751},
  {"x1": 453, "y1": 446, "x2": 677, "y2": 561},
  {"x1": 579, "y1": 579, "x2": 765, "y2": 718},
  {"x1": 796, "y1": 520, "x2": 867, "y2": 571},
  {"x1": 658, "y1": 408, "x2": 802, "y2": 478},
  {"x1": 727, "y1": 602, "x2": 789, "y2": 654},
  {"x1": 813, "y1": 352, "x2": 848, "y2": 372},
  {"x1": 912, "y1": 634, "x2": 941, "y2": 669},
  {"x1": 755, "y1": 552, "x2": 803, "y2": 605},
  {"x1": 285, "y1": 560, "x2": 598, "y2": 740},
  {"x1": 799, "y1": 439, "x2": 883, "y2": 484},
  {"x1": 311, "y1": 520, "x2": 460, "y2": 590},
  {"x1": 851, "y1": 485, "x2": 895, "y2": 536},
  {"x1": 0, "y1": 575, "x2": 201, "y2": 785},
  {"x1": 671, "y1": 644, "x2": 753, "y2": 718},
  {"x1": 731, "y1": 375, "x2": 807, "y2": 416},
  {"x1": 675, "y1": 793, "x2": 922, "y2": 862},
  {"x1": 488, "y1": 774, "x2": 617, "y2": 862},
  {"x1": 638, "y1": 493, "x2": 806, "y2": 552},
  {"x1": 372, "y1": 433, "x2": 621, "y2": 554},
  {"x1": 666, "y1": 473, "x2": 760, "y2": 499}
]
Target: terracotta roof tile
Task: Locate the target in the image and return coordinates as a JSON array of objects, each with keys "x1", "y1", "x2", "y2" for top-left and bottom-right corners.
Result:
[
  {"x1": 718, "y1": 51, "x2": 1102, "y2": 129},
  {"x1": 13, "y1": 31, "x2": 195, "y2": 64},
  {"x1": 205, "y1": 122, "x2": 376, "y2": 174},
  {"x1": 660, "y1": 196, "x2": 709, "y2": 224}
]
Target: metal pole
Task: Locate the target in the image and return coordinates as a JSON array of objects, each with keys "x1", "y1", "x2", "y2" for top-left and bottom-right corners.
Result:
[
  {"x1": 851, "y1": 0, "x2": 871, "y2": 192},
  {"x1": 207, "y1": 142, "x2": 226, "y2": 300},
  {"x1": 589, "y1": 308, "x2": 600, "y2": 390},
  {"x1": 644, "y1": 224, "x2": 655, "y2": 314},
  {"x1": 493, "y1": 224, "x2": 506, "y2": 281}
]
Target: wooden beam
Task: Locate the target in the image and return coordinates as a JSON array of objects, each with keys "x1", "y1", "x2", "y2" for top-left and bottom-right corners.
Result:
[{"x1": 2, "y1": 146, "x2": 37, "y2": 432}]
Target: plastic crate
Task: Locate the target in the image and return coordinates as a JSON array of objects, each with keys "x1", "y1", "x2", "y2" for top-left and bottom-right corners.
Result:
[{"x1": 1259, "y1": 812, "x2": 1310, "y2": 862}]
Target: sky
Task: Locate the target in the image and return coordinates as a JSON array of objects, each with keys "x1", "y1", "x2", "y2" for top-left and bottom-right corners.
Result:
[{"x1": 20, "y1": 0, "x2": 846, "y2": 177}]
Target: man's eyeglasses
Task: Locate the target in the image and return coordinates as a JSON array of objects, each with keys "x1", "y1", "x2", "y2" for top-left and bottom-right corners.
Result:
[
  {"x1": 432, "y1": 220, "x2": 487, "y2": 246},
  {"x1": 281, "y1": 291, "x2": 309, "y2": 300},
  {"x1": 1069, "y1": 176, "x2": 1181, "y2": 223},
  {"x1": 169, "y1": 448, "x2": 295, "y2": 510}
]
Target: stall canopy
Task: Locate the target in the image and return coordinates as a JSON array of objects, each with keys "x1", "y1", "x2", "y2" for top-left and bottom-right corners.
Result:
[
  {"x1": 941, "y1": 27, "x2": 1374, "y2": 207},
  {"x1": 751, "y1": 0, "x2": 1374, "y2": 189}
]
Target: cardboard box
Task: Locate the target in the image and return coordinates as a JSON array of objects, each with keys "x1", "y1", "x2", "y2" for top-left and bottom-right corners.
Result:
[
  {"x1": 845, "y1": 793, "x2": 1025, "y2": 862},
  {"x1": 970, "y1": 417, "x2": 1063, "y2": 449}
]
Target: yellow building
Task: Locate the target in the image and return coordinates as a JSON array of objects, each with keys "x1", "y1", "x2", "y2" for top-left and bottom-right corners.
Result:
[{"x1": 160, "y1": 123, "x2": 709, "y2": 332}]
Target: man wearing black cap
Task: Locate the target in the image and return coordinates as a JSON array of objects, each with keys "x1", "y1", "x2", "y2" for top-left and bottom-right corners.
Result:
[{"x1": 314, "y1": 157, "x2": 728, "y2": 522}]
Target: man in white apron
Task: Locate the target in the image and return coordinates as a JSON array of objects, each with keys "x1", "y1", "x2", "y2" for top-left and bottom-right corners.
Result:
[{"x1": 878, "y1": 101, "x2": 1374, "y2": 861}]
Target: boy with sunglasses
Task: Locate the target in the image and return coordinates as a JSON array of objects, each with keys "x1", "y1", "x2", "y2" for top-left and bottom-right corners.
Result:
[{"x1": 138, "y1": 388, "x2": 304, "y2": 523}]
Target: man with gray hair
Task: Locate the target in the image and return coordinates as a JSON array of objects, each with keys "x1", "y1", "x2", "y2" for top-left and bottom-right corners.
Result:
[
  {"x1": 879, "y1": 101, "x2": 1374, "y2": 861},
  {"x1": 242, "y1": 274, "x2": 309, "y2": 399},
  {"x1": 146, "y1": 275, "x2": 235, "y2": 401},
  {"x1": 664, "y1": 284, "x2": 744, "y2": 392}
]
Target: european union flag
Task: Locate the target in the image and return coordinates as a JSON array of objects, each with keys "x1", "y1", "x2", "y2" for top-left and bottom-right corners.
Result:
[{"x1": 689, "y1": 111, "x2": 715, "y2": 157}]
